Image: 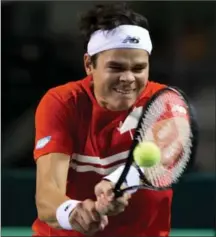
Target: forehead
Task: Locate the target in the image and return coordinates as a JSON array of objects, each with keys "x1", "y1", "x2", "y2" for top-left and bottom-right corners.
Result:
[{"x1": 98, "y1": 48, "x2": 149, "y2": 64}]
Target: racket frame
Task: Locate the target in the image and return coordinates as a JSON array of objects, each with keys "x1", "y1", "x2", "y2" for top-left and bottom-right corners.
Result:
[{"x1": 113, "y1": 86, "x2": 199, "y2": 197}]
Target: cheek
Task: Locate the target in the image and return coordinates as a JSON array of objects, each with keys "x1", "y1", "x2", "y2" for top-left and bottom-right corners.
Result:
[
  {"x1": 137, "y1": 74, "x2": 148, "y2": 88},
  {"x1": 94, "y1": 73, "x2": 114, "y2": 93},
  {"x1": 100, "y1": 73, "x2": 117, "y2": 87}
]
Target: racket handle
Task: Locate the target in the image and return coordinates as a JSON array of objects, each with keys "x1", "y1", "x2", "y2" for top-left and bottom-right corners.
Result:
[{"x1": 114, "y1": 189, "x2": 124, "y2": 198}]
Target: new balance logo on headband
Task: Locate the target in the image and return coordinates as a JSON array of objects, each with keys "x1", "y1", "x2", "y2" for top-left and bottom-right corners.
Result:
[{"x1": 122, "y1": 36, "x2": 140, "y2": 44}]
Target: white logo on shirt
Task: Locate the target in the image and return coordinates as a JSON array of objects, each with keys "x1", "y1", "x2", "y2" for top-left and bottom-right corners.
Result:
[
  {"x1": 36, "y1": 136, "x2": 51, "y2": 149},
  {"x1": 118, "y1": 107, "x2": 143, "y2": 134}
]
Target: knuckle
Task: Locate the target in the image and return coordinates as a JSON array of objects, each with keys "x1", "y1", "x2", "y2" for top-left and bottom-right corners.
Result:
[
  {"x1": 110, "y1": 204, "x2": 116, "y2": 212},
  {"x1": 94, "y1": 184, "x2": 100, "y2": 192},
  {"x1": 76, "y1": 202, "x2": 82, "y2": 209},
  {"x1": 69, "y1": 212, "x2": 77, "y2": 221},
  {"x1": 88, "y1": 206, "x2": 94, "y2": 213},
  {"x1": 83, "y1": 199, "x2": 93, "y2": 208},
  {"x1": 107, "y1": 182, "x2": 114, "y2": 189},
  {"x1": 103, "y1": 180, "x2": 113, "y2": 188},
  {"x1": 119, "y1": 207, "x2": 125, "y2": 213},
  {"x1": 116, "y1": 198, "x2": 124, "y2": 205},
  {"x1": 84, "y1": 198, "x2": 92, "y2": 204}
]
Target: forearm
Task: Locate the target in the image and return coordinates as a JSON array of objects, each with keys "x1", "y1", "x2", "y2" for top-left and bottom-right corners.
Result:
[{"x1": 36, "y1": 183, "x2": 79, "y2": 228}]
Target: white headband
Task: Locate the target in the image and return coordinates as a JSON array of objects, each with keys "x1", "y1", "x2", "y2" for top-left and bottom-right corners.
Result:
[{"x1": 87, "y1": 25, "x2": 152, "y2": 56}]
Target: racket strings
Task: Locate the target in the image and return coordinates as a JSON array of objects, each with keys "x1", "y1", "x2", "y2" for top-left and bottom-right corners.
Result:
[{"x1": 136, "y1": 91, "x2": 193, "y2": 187}]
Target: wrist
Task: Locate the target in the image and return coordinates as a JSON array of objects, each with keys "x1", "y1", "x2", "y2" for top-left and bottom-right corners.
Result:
[
  {"x1": 103, "y1": 165, "x2": 141, "y2": 194},
  {"x1": 104, "y1": 165, "x2": 140, "y2": 186},
  {"x1": 56, "y1": 199, "x2": 81, "y2": 230},
  {"x1": 103, "y1": 165, "x2": 125, "y2": 184}
]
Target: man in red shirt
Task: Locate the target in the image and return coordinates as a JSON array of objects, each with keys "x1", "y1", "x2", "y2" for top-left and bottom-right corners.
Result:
[{"x1": 33, "y1": 3, "x2": 172, "y2": 237}]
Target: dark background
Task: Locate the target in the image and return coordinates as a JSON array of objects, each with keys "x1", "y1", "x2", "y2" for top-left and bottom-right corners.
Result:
[{"x1": 1, "y1": 0, "x2": 215, "y2": 232}]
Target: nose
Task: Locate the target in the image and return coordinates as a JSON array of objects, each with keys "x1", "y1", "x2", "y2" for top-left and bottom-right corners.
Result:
[{"x1": 119, "y1": 71, "x2": 135, "y2": 83}]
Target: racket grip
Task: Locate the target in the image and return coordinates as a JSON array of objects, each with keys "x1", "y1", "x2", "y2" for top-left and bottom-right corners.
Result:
[{"x1": 114, "y1": 189, "x2": 124, "y2": 198}]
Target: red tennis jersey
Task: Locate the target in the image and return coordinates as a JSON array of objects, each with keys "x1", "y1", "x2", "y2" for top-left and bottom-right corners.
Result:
[{"x1": 32, "y1": 75, "x2": 173, "y2": 237}]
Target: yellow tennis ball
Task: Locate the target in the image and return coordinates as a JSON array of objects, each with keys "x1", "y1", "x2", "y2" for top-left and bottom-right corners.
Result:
[{"x1": 133, "y1": 141, "x2": 161, "y2": 167}]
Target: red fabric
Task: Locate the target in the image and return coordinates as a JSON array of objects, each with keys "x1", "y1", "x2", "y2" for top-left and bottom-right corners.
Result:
[{"x1": 33, "y1": 76, "x2": 172, "y2": 236}]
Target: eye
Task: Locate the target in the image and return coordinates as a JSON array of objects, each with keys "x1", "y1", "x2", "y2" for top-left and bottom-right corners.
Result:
[
  {"x1": 109, "y1": 66, "x2": 123, "y2": 72},
  {"x1": 132, "y1": 68, "x2": 144, "y2": 73},
  {"x1": 132, "y1": 64, "x2": 147, "y2": 73}
]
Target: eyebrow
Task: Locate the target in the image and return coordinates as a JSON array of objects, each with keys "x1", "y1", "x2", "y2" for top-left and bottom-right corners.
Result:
[{"x1": 106, "y1": 61, "x2": 148, "y2": 67}]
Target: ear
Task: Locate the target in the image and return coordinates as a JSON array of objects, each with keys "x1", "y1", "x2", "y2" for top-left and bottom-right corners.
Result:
[{"x1": 83, "y1": 53, "x2": 93, "y2": 75}]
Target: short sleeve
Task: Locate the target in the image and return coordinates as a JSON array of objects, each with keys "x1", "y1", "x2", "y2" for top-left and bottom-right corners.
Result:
[{"x1": 33, "y1": 90, "x2": 75, "y2": 160}]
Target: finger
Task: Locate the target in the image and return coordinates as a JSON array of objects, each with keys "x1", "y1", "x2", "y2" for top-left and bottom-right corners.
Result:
[
  {"x1": 125, "y1": 192, "x2": 132, "y2": 200},
  {"x1": 115, "y1": 206, "x2": 125, "y2": 214},
  {"x1": 69, "y1": 208, "x2": 88, "y2": 233},
  {"x1": 71, "y1": 219, "x2": 87, "y2": 235},
  {"x1": 115, "y1": 197, "x2": 128, "y2": 206},
  {"x1": 96, "y1": 195, "x2": 111, "y2": 212},
  {"x1": 99, "y1": 215, "x2": 108, "y2": 231},
  {"x1": 95, "y1": 200, "x2": 108, "y2": 215},
  {"x1": 87, "y1": 222, "x2": 103, "y2": 236},
  {"x1": 100, "y1": 193, "x2": 111, "y2": 206},
  {"x1": 97, "y1": 199, "x2": 116, "y2": 216},
  {"x1": 74, "y1": 204, "x2": 94, "y2": 232},
  {"x1": 80, "y1": 207, "x2": 95, "y2": 230},
  {"x1": 104, "y1": 184, "x2": 115, "y2": 200},
  {"x1": 115, "y1": 199, "x2": 129, "y2": 207},
  {"x1": 116, "y1": 192, "x2": 131, "y2": 206},
  {"x1": 82, "y1": 199, "x2": 102, "y2": 222},
  {"x1": 121, "y1": 192, "x2": 132, "y2": 200},
  {"x1": 100, "y1": 195, "x2": 117, "y2": 213},
  {"x1": 96, "y1": 181, "x2": 114, "y2": 200},
  {"x1": 88, "y1": 206, "x2": 101, "y2": 222},
  {"x1": 101, "y1": 215, "x2": 108, "y2": 226}
]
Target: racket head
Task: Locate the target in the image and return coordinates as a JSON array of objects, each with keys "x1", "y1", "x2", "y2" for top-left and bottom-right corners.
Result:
[{"x1": 114, "y1": 86, "x2": 199, "y2": 196}]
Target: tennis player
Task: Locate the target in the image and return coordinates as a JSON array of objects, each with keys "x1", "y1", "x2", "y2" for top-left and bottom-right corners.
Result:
[{"x1": 33, "y1": 3, "x2": 172, "y2": 237}]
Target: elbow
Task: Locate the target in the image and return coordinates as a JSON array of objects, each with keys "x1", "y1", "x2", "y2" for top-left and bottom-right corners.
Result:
[
  {"x1": 37, "y1": 209, "x2": 54, "y2": 223},
  {"x1": 36, "y1": 197, "x2": 62, "y2": 229},
  {"x1": 36, "y1": 194, "x2": 56, "y2": 223}
]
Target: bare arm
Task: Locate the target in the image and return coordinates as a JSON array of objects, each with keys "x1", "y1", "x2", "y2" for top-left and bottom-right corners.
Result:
[
  {"x1": 36, "y1": 153, "x2": 109, "y2": 234},
  {"x1": 35, "y1": 153, "x2": 71, "y2": 228},
  {"x1": 34, "y1": 92, "x2": 108, "y2": 233}
]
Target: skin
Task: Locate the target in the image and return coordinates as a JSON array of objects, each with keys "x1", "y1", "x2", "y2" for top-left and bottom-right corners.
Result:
[
  {"x1": 84, "y1": 48, "x2": 149, "y2": 111},
  {"x1": 36, "y1": 48, "x2": 150, "y2": 235},
  {"x1": 36, "y1": 153, "x2": 108, "y2": 235},
  {"x1": 95, "y1": 180, "x2": 132, "y2": 216},
  {"x1": 36, "y1": 153, "x2": 128, "y2": 234},
  {"x1": 84, "y1": 48, "x2": 150, "y2": 215}
]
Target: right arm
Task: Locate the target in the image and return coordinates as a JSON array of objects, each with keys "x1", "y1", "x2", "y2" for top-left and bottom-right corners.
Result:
[
  {"x1": 36, "y1": 152, "x2": 107, "y2": 233},
  {"x1": 34, "y1": 90, "x2": 108, "y2": 234},
  {"x1": 35, "y1": 152, "x2": 71, "y2": 228}
]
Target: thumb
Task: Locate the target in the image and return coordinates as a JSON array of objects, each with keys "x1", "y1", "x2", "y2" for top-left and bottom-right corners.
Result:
[
  {"x1": 95, "y1": 180, "x2": 114, "y2": 198},
  {"x1": 100, "y1": 215, "x2": 108, "y2": 230}
]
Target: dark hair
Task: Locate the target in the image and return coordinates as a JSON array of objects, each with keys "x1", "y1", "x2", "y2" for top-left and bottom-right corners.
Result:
[{"x1": 78, "y1": 3, "x2": 149, "y2": 67}]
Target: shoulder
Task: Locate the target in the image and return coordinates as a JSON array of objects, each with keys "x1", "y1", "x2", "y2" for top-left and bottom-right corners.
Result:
[
  {"x1": 47, "y1": 77, "x2": 90, "y2": 104},
  {"x1": 146, "y1": 81, "x2": 167, "y2": 96},
  {"x1": 136, "y1": 81, "x2": 167, "y2": 106},
  {"x1": 37, "y1": 76, "x2": 91, "y2": 110}
]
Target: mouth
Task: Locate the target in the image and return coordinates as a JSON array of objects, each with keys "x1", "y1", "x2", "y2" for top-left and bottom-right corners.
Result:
[{"x1": 113, "y1": 88, "x2": 136, "y2": 95}]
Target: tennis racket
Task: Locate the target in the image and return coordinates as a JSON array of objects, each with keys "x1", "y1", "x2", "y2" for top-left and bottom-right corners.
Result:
[{"x1": 99, "y1": 86, "x2": 199, "y2": 201}]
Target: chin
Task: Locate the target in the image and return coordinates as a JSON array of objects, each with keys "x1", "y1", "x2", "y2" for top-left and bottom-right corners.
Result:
[{"x1": 109, "y1": 99, "x2": 135, "y2": 111}]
